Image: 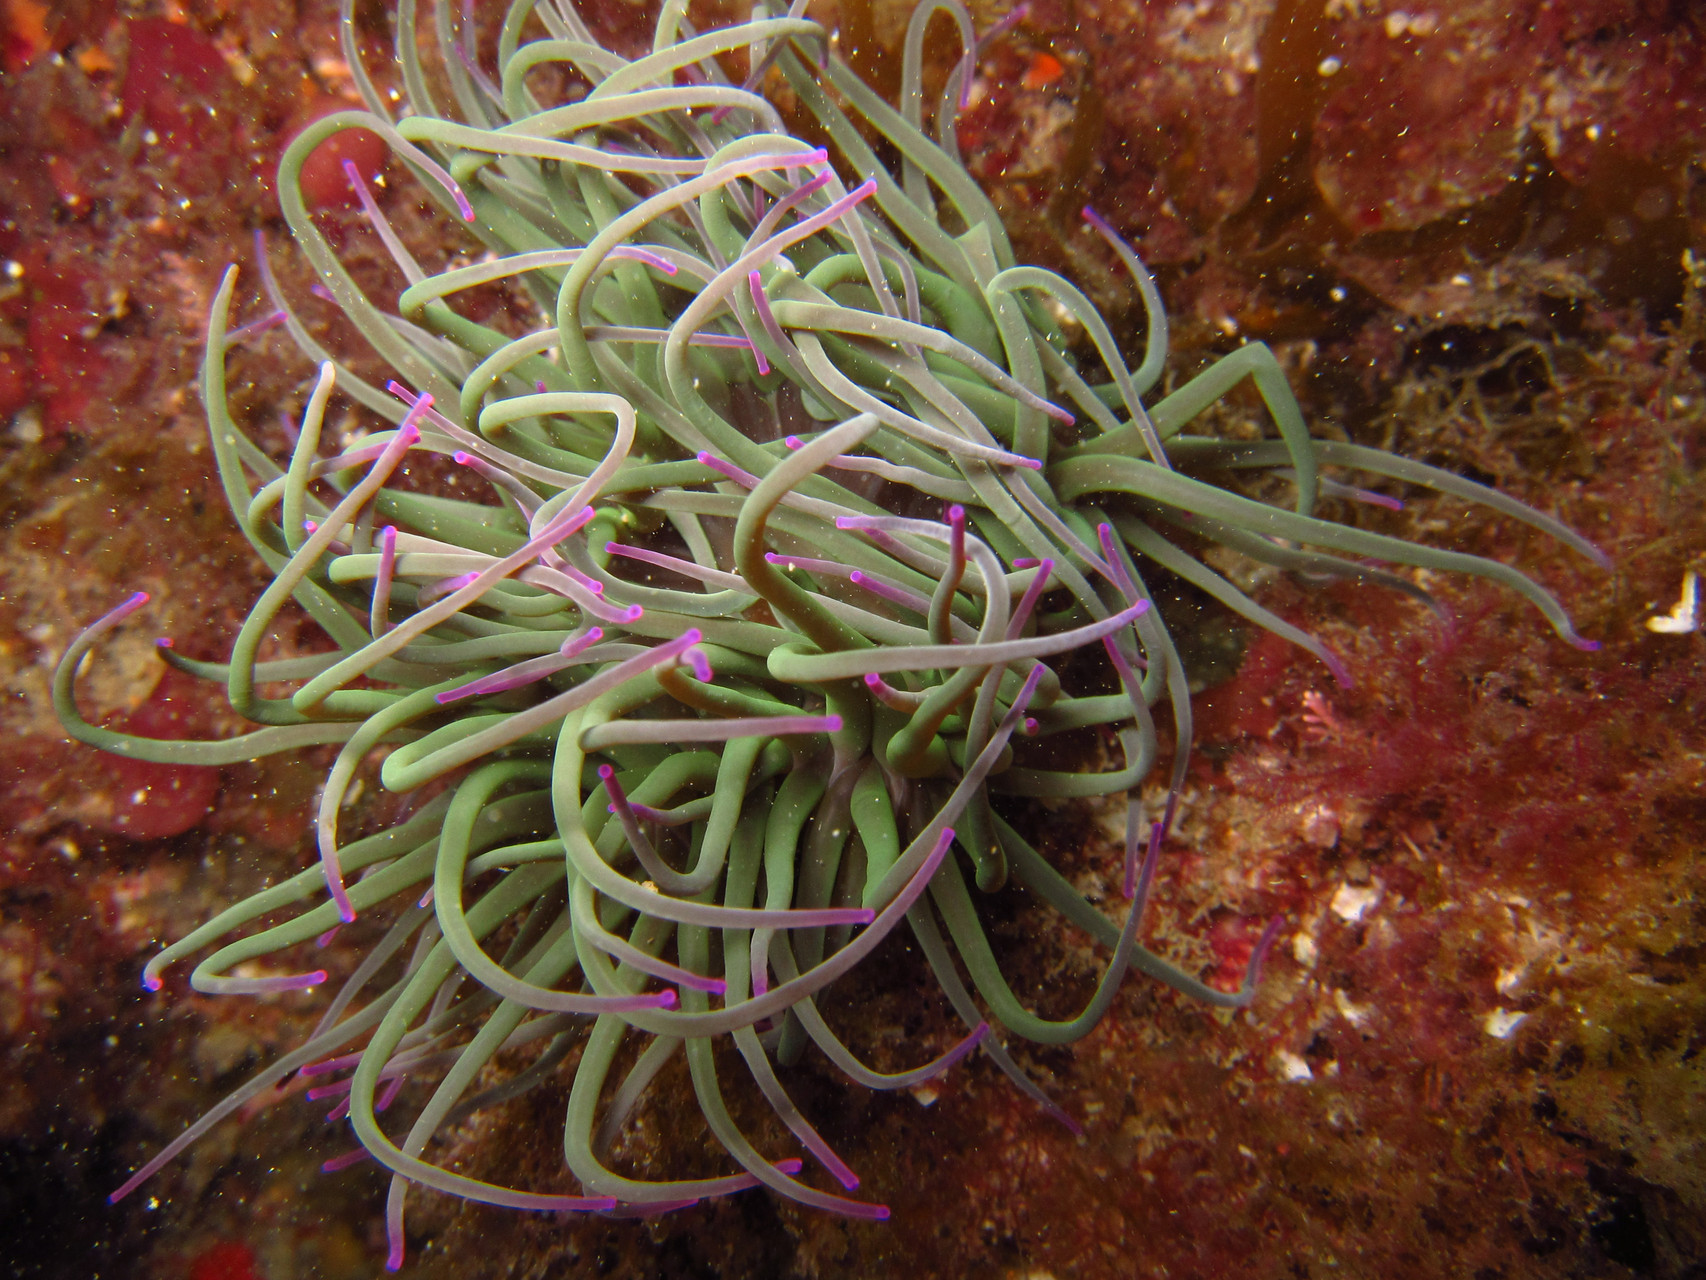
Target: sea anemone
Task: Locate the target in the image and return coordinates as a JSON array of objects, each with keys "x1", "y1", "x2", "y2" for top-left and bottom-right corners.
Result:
[{"x1": 53, "y1": 0, "x2": 1604, "y2": 1263}]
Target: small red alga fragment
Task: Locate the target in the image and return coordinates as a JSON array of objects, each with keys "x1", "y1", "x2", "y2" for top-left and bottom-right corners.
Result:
[
  {"x1": 91, "y1": 667, "x2": 220, "y2": 841},
  {"x1": 119, "y1": 18, "x2": 230, "y2": 151},
  {"x1": 289, "y1": 97, "x2": 388, "y2": 210},
  {"x1": 187, "y1": 1240, "x2": 262, "y2": 1280}
]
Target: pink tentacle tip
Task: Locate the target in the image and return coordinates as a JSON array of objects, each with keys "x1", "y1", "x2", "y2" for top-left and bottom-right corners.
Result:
[
  {"x1": 1244, "y1": 915, "x2": 1285, "y2": 992},
  {"x1": 535, "y1": 380, "x2": 548, "y2": 394},
  {"x1": 1568, "y1": 632, "x2": 1601, "y2": 652},
  {"x1": 687, "y1": 649, "x2": 713, "y2": 682},
  {"x1": 1324, "y1": 652, "x2": 1353, "y2": 689},
  {"x1": 1080, "y1": 204, "x2": 1114, "y2": 236},
  {"x1": 775, "y1": 1158, "x2": 806, "y2": 1175},
  {"x1": 141, "y1": 972, "x2": 164, "y2": 993},
  {"x1": 154, "y1": 637, "x2": 173, "y2": 649},
  {"x1": 784, "y1": 435, "x2": 804, "y2": 450},
  {"x1": 1046, "y1": 1103, "x2": 1086, "y2": 1138},
  {"x1": 316, "y1": 924, "x2": 342, "y2": 948},
  {"x1": 1022, "y1": 716, "x2": 1039, "y2": 736}
]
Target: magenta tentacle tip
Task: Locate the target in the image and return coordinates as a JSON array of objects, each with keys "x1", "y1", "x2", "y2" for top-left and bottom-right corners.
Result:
[
  {"x1": 1324, "y1": 652, "x2": 1353, "y2": 689},
  {"x1": 141, "y1": 973, "x2": 163, "y2": 993},
  {"x1": 155, "y1": 637, "x2": 173, "y2": 649}
]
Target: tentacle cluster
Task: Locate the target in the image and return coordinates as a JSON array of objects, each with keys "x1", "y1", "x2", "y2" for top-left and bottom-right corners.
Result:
[{"x1": 54, "y1": 0, "x2": 1602, "y2": 1262}]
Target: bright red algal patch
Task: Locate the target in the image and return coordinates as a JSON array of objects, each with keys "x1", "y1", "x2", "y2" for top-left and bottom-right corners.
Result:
[
  {"x1": 1193, "y1": 628, "x2": 1299, "y2": 743},
  {"x1": 187, "y1": 1240, "x2": 262, "y2": 1280},
  {"x1": 91, "y1": 667, "x2": 221, "y2": 840},
  {"x1": 119, "y1": 17, "x2": 230, "y2": 153},
  {"x1": 289, "y1": 97, "x2": 388, "y2": 210}
]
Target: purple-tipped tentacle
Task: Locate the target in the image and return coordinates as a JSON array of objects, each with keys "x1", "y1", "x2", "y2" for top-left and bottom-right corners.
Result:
[
  {"x1": 748, "y1": 268, "x2": 796, "y2": 362},
  {"x1": 454, "y1": 451, "x2": 543, "y2": 514},
  {"x1": 370, "y1": 525, "x2": 397, "y2": 637},
  {"x1": 321, "y1": 1147, "x2": 372, "y2": 1174},
  {"x1": 848, "y1": 570, "x2": 931, "y2": 614},
  {"x1": 223, "y1": 308, "x2": 288, "y2": 346},
  {"x1": 697, "y1": 451, "x2": 761, "y2": 488},
  {"x1": 1004, "y1": 557, "x2": 1054, "y2": 639},
  {"x1": 197, "y1": 969, "x2": 329, "y2": 996},
  {"x1": 1095, "y1": 521, "x2": 1144, "y2": 606},
  {"x1": 416, "y1": 570, "x2": 482, "y2": 609},
  {"x1": 863, "y1": 671, "x2": 925, "y2": 712},
  {"x1": 1239, "y1": 915, "x2": 1286, "y2": 999},
  {"x1": 606, "y1": 542, "x2": 749, "y2": 591},
  {"x1": 686, "y1": 647, "x2": 714, "y2": 682}
]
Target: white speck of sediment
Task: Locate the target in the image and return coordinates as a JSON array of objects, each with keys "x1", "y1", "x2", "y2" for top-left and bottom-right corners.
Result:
[
  {"x1": 1273, "y1": 1049, "x2": 1314, "y2": 1082},
  {"x1": 1483, "y1": 1008, "x2": 1527, "y2": 1039},
  {"x1": 1330, "y1": 881, "x2": 1381, "y2": 924},
  {"x1": 1646, "y1": 568, "x2": 1699, "y2": 634},
  {"x1": 1334, "y1": 988, "x2": 1375, "y2": 1029}
]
